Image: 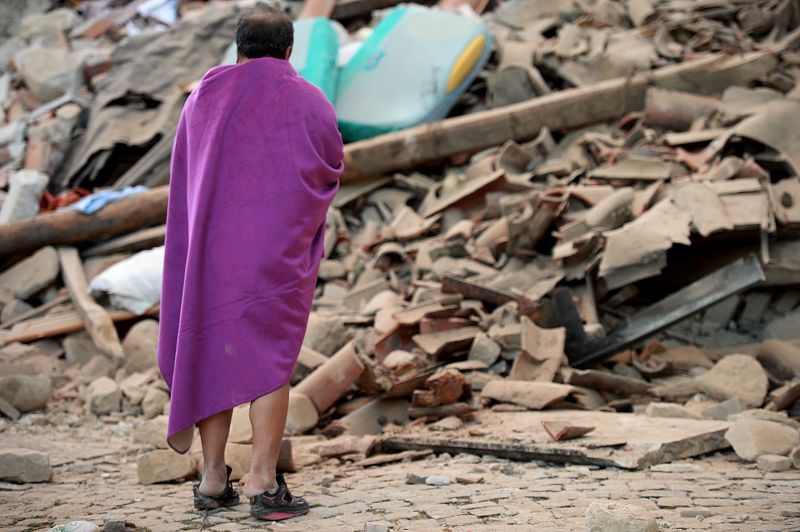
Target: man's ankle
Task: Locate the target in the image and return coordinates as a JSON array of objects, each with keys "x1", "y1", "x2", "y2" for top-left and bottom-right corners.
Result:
[{"x1": 245, "y1": 477, "x2": 278, "y2": 498}]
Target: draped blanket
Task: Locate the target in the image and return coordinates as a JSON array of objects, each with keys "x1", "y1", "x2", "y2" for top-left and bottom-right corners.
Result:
[{"x1": 157, "y1": 57, "x2": 344, "y2": 453}]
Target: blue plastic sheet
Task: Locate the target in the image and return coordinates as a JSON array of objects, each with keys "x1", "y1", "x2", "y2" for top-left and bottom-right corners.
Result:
[{"x1": 69, "y1": 186, "x2": 149, "y2": 215}]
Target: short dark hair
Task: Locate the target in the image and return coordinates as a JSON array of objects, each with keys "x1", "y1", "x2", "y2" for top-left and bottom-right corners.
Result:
[{"x1": 235, "y1": 5, "x2": 294, "y2": 60}]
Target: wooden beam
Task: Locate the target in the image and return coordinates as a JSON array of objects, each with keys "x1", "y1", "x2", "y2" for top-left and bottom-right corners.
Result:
[
  {"x1": 1, "y1": 306, "x2": 156, "y2": 345},
  {"x1": 57, "y1": 247, "x2": 125, "y2": 363},
  {"x1": 331, "y1": 0, "x2": 420, "y2": 19},
  {"x1": 82, "y1": 225, "x2": 166, "y2": 258},
  {"x1": 0, "y1": 294, "x2": 70, "y2": 330},
  {"x1": 0, "y1": 186, "x2": 169, "y2": 257},
  {"x1": 341, "y1": 51, "x2": 777, "y2": 181}
]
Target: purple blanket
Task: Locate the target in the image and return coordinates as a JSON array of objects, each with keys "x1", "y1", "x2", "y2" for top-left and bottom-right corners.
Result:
[{"x1": 157, "y1": 57, "x2": 343, "y2": 453}]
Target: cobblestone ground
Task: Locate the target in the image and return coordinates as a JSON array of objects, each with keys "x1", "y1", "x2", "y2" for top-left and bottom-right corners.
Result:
[{"x1": 1, "y1": 419, "x2": 799, "y2": 531}]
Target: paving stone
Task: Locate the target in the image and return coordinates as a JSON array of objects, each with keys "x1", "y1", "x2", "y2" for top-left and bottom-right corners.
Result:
[
  {"x1": 584, "y1": 500, "x2": 659, "y2": 532},
  {"x1": 444, "y1": 514, "x2": 481, "y2": 526},
  {"x1": 363, "y1": 522, "x2": 391, "y2": 532},
  {"x1": 656, "y1": 496, "x2": 693, "y2": 508}
]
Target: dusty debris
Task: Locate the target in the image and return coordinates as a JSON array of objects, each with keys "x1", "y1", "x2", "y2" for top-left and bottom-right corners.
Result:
[{"x1": 0, "y1": 0, "x2": 798, "y2": 484}]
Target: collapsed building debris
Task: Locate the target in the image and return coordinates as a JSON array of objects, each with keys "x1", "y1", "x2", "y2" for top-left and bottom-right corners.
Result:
[{"x1": 2, "y1": 0, "x2": 800, "y2": 487}]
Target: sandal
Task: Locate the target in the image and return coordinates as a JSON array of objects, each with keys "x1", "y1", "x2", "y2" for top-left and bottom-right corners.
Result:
[
  {"x1": 249, "y1": 473, "x2": 309, "y2": 521},
  {"x1": 193, "y1": 465, "x2": 241, "y2": 511}
]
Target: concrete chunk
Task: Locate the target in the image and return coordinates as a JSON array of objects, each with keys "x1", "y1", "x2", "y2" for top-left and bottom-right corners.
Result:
[
  {"x1": 0, "y1": 299, "x2": 33, "y2": 323},
  {"x1": 585, "y1": 500, "x2": 659, "y2": 532},
  {"x1": 724, "y1": 418, "x2": 800, "y2": 461},
  {"x1": 15, "y1": 47, "x2": 83, "y2": 102},
  {"x1": 79, "y1": 355, "x2": 115, "y2": 385},
  {"x1": 285, "y1": 392, "x2": 319, "y2": 435},
  {"x1": 0, "y1": 170, "x2": 48, "y2": 225},
  {"x1": 757, "y1": 454, "x2": 792, "y2": 472},
  {"x1": 468, "y1": 331, "x2": 502, "y2": 366},
  {"x1": 790, "y1": 446, "x2": 800, "y2": 470},
  {"x1": 645, "y1": 402, "x2": 703, "y2": 420},
  {"x1": 697, "y1": 354, "x2": 768, "y2": 408},
  {"x1": 19, "y1": 8, "x2": 80, "y2": 39},
  {"x1": 700, "y1": 398, "x2": 743, "y2": 420},
  {"x1": 122, "y1": 320, "x2": 159, "y2": 374},
  {"x1": 0, "y1": 374, "x2": 51, "y2": 412},
  {"x1": 142, "y1": 387, "x2": 169, "y2": 419},
  {"x1": 303, "y1": 313, "x2": 352, "y2": 356},
  {"x1": 0, "y1": 448, "x2": 51, "y2": 483},
  {"x1": 87, "y1": 376, "x2": 121, "y2": 415},
  {"x1": 137, "y1": 450, "x2": 194, "y2": 484},
  {"x1": 0, "y1": 246, "x2": 59, "y2": 299},
  {"x1": 63, "y1": 332, "x2": 104, "y2": 367},
  {"x1": 133, "y1": 416, "x2": 168, "y2": 449}
]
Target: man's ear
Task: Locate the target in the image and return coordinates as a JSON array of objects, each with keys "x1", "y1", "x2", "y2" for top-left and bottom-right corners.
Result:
[
  {"x1": 236, "y1": 52, "x2": 242, "y2": 64},
  {"x1": 285, "y1": 45, "x2": 293, "y2": 61}
]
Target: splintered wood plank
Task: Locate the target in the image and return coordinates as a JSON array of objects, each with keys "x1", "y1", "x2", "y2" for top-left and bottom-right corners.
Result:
[
  {"x1": 0, "y1": 294, "x2": 70, "y2": 330},
  {"x1": 2, "y1": 306, "x2": 156, "y2": 345},
  {"x1": 58, "y1": 247, "x2": 125, "y2": 362},
  {"x1": 82, "y1": 225, "x2": 166, "y2": 257},
  {"x1": 383, "y1": 410, "x2": 731, "y2": 469}
]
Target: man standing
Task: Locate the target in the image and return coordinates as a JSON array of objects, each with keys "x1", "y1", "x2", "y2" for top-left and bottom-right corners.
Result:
[{"x1": 157, "y1": 5, "x2": 343, "y2": 521}]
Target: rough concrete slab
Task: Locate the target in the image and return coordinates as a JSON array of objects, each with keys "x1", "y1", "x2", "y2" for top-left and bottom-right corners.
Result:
[{"x1": 384, "y1": 409, "x2": 731, "y2": 469}]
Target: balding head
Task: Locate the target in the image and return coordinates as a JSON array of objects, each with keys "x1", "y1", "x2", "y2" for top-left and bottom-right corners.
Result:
[{"x1": 235, "y1": 4, "x2": 294, "y2": 62}]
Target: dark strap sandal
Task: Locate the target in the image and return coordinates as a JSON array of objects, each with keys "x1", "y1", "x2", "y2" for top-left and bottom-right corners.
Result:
[
  {"x1": 193, "y1": 465, "x2": 241, "y2": 511},
  {"x1": 249, "y1": 473, "x2": 309, "y2": 521}
]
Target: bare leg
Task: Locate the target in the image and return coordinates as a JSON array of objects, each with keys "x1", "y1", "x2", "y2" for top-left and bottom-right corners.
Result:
[
  {"x1": 198, "y1": 409, "x2": 233, "y2": 496},
  {"x1": 243, "y1": 383, "x2": 290, "y2": 498}
]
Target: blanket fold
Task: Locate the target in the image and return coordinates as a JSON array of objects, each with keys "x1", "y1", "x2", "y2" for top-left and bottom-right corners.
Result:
[{"x1": 157, "y1": 57, "x2": 343, "y2": 453}]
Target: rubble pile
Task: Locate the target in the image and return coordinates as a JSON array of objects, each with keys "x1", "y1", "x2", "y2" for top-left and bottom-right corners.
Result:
[{"x1": 2, "y1": 0, "x2": 800, "y2": 485}]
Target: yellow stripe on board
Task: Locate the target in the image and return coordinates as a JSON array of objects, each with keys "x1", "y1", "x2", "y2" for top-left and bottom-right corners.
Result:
[{"x1": 447, "y1": 34, "x2": 486, "y2": 93}]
